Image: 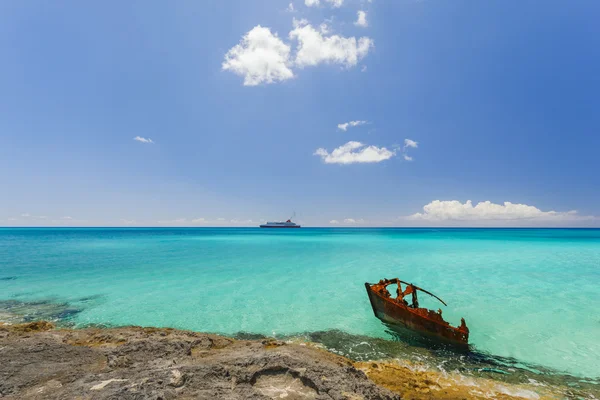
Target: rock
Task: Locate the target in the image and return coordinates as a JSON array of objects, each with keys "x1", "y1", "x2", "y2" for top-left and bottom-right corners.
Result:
[
  {"x1": 168, "y1": 369, "x2": 185, "y2": 388},
  {"x1": 1, "y1": 320, "x2": 55, "y2": 333},
  {"x1": 90, "y1": 379, "x2": 129, "y2": 391},
  {"x1": 0, "y1": 323, "x2": 398, "y2": 399}
]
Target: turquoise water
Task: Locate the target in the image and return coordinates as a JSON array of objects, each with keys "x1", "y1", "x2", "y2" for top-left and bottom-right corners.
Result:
[{"x1": 1, "y1": 228, "x2": 599, "y2": 380}]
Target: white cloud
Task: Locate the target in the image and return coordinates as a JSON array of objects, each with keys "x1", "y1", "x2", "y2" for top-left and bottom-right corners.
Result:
[
  {"x1": 314, "y1": 141, "x2": 395, "y2": 164},
  {"x1": 62, "y1": 216, "x2": 73, "y2": 220},
  {"x1": 329, "y1": 220, "x2": 339, "y2": 224},
  {"x1": 399, "y1": 138, "x2": 418, "y2": 161},
  {"x1": 290, "y1": 21, "x2": 373, "y2": 68},
  {"x1": 222, "y1": 25, "x2": 294, "y2": 86},
  {"x1": 337, "y1": 120, "x2": 367, "y2": 131},
  {"x1": 19, "y1": 213, "x2": 48, "y2": 219},
  {"x1": 192, "y1": 218, "x2": 207, "y2": 224},
  {"x1": 361, "y1": 65, "x2": 367, "y2": 72},
  {"x1": 286, "y1": 2, "x2": 295, "y2": 12},
  {"x1": 7, "y1": 218, "x2": 17, "y2": 221},
  {"x1": 224, "y1": 19, "x2": 374, "y2": 86},
  {"x1": 404, "y1": 139, "x2": 418, "y2": 149},
  {"x1": 134, "y1": 136, "x2": 154, "y2": 144},
  {"x1": 342, "y1": 218, "x2": 365, "y2": 224},
  {"x1": 407, "y1": 200, "x2": 595, "y2": 222},
  {"x1": 355, "y1": 11, "x2": 368, "y2": 27},
  {"x1": 305, "y1": 0, "x2": 343, "y2": 7}
]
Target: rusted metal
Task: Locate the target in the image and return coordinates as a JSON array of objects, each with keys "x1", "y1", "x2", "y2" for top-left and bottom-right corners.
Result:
[{"x1": 365, "y1": 278, "x2": 469, "y2": 345}]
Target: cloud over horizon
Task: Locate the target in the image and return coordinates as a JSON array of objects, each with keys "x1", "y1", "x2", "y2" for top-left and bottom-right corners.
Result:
[{"x1": 407, "y1": 200, "x2": 595, "y2": 223}]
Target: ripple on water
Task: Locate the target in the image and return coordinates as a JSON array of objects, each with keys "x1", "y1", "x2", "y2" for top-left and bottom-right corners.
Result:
[{"x1": 281, "y1": 329, "x2": 600, "y2": 399}]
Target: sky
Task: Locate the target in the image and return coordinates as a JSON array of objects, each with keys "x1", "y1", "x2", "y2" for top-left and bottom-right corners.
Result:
[{"x1": 1, "y1": 0, "x2": 599, "y2": 227}]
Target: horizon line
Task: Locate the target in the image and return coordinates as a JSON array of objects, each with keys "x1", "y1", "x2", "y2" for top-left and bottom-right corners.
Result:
[{"x1": 2, "y1": 226, "x2": 600, "y2": 229}]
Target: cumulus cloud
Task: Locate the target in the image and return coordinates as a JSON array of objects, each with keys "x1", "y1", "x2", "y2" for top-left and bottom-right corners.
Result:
[
  {"x1": 327, "y1": 0, "x2": 344, "y2": 7},
  {"x1": 337, "y1": 120, "x2": 367, "y2": 131},
  {"x1": 290, "y1": 20, "x2": 373, "y2": 68},
  {"x1": 355, "y1": 11, "x2": 368, "y2": 27},
  {"x1": 403, "y1": 154, "x2": 413, "y2": 161},
  {"x1": 329, "y1": 219, "x2": 339, "y2": 224},
  {"x1": 222, "y1": 26, "x2": 294, "y2": 86},
  {"x1": 224, "y1": 18, "x2": 373, "y2": 85},
  {"x1": 305, "y1": 0, "x2": 343, "y2": 7},
  {"x1": 134, "y1": 136, "x2": 154, "y2": 144},
  {"x1": 404, "y1": 139, "x2": 418, "y2": 149},
  {"x1": 192, "y1": 218, "x2": 207, "y2": 224},
  {"x1": 286, "y1": 2, "x2": 295, "y2": 12},
  {"x1": 407, "y1": 200, "x2": 595, "y2": 223},
  {"x1": 314, "y1": 141, "x2": 395, "y2": 164}
]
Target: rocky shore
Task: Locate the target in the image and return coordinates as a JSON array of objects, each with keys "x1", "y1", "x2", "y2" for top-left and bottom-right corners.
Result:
[{"x1": 0, "y1": 322, "x2": 581, "y2": 399}]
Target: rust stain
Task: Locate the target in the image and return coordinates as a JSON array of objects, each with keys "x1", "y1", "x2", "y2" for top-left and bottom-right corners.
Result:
[{"x1": 365, "y1": 278, "x2": 469, "y2": 345}]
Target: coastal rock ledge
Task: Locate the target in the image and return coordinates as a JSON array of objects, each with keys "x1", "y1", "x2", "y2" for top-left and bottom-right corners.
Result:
[{"x1": 0, "y1": 322, "x2": 396, "y2": 400}]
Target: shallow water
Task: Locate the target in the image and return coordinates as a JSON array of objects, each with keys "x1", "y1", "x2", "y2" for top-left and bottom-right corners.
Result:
[{"x1": 1, "y1": 227, "x2": 599, "y2": 385}]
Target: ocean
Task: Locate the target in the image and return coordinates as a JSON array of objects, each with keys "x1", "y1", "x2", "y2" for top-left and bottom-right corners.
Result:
[{"x1": 1, "y1": 227, "x2": 598, "y2": 391}]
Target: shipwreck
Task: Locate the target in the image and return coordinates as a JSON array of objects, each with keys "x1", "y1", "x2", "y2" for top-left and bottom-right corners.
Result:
[{"x1": 365, "y1": 278, "x2": 469, "y2": 345}]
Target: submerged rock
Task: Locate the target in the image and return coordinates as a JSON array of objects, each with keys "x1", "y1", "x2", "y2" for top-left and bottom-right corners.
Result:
[{"x1": 0, "y1": 299, "x2": 82, "y2": 324}]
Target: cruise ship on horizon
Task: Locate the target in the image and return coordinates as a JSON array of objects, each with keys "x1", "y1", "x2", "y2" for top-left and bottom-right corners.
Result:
[{"x1": 259, "y1": 219, "x2": 301, "y2": 228}]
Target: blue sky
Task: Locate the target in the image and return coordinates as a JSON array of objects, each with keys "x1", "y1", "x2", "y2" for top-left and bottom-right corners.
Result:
[{"x1": 1, "y1": 0, "x2": 599, "y2": 227}]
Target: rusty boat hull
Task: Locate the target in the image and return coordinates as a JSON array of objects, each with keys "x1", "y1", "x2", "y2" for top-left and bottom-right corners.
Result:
[{"x1": 365, "y1": 282, "x2": 469, "y2": 346}]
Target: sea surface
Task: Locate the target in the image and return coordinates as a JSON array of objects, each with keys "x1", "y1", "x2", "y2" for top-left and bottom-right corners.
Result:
[{"x1": 1, "y1": 228, "x2": 599, "y2": 389}]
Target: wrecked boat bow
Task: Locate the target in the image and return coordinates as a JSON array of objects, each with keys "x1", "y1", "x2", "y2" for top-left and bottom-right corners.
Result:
[{"x1": 365, "y1": 278, "x2": 469, "y2": 345}]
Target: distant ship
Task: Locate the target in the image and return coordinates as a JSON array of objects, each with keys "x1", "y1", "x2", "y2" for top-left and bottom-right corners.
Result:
[{"x1": 259, "y1": 219, "x2": 301, "y2": 228}]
